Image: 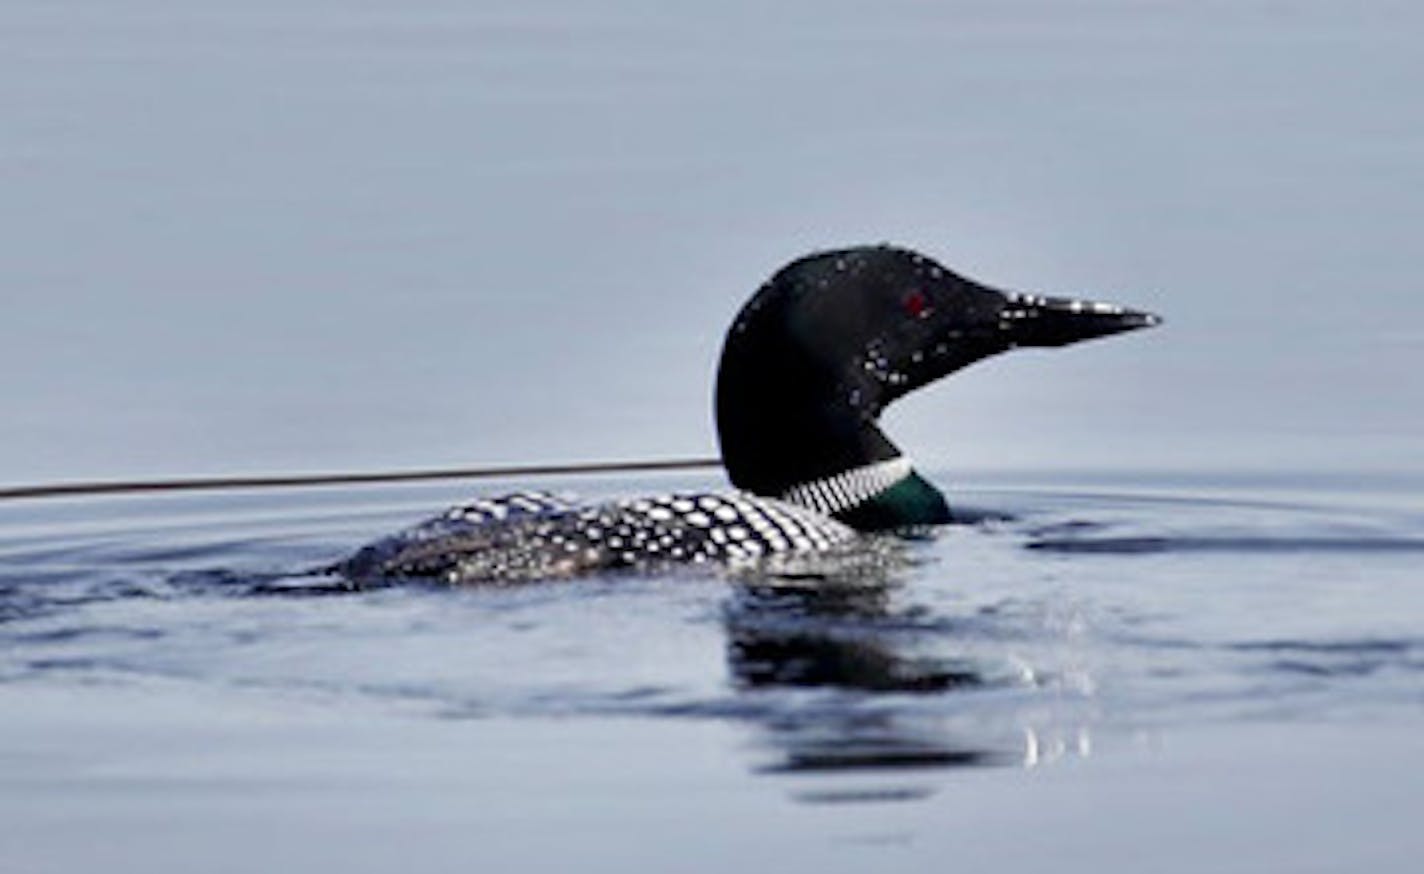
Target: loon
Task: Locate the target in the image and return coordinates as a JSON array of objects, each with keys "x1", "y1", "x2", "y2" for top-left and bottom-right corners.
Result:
[{"x1": 339, "y1": 245, "x2": 1158, "y2": 585}]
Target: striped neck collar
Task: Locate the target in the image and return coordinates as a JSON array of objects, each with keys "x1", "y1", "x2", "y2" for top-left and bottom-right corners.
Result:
[{"x1": 780, "y1": 456, "x2": 914, "y2": 516}]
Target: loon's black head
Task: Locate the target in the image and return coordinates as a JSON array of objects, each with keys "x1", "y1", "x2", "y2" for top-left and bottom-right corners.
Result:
[{"x1": 715, "y1": 244, "x2": 1159, "y2": 529}]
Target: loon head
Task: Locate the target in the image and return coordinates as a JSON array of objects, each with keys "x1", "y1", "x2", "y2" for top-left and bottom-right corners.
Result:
[{"x1": 714, "y1": 244, "x2": 1160, "y2": 530}]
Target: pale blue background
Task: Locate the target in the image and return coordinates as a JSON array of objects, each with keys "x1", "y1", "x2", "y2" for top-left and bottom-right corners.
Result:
[{"x1": 4, "y1": 0, "x2": 1421, "y2": 488}]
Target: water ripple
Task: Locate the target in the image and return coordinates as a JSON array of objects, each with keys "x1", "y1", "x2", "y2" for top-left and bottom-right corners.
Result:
[
  {"x1": 1, "y1": 480, "x2": 1420, "y2": 746},
  {"x1": 1025, "y1": 535, "x2": 1424, "y2": 554}
]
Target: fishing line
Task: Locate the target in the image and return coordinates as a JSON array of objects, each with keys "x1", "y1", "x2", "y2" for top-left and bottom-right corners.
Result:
[{"x1": 0, "y1": 457, "x2": 723, "y2": 502}]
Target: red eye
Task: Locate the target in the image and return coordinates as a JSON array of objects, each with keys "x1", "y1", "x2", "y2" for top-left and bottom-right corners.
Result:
[{"x1": 902, "y1": 289, "x2": 931, "y2": 319}]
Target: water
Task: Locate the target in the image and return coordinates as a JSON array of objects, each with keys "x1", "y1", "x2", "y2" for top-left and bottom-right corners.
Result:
[{"x1": 3, "y1": 470, "x2": 1421, "y2": 871}]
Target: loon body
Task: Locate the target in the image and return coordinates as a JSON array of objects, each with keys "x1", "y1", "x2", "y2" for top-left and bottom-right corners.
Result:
[{"x1": 340, "y1": 245, "x2": 1158, "y2": 585}]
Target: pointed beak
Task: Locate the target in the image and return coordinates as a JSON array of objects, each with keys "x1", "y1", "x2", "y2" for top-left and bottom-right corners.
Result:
[{"x1": 998, "y1": 292, "x2": 1161, "y2": 348}]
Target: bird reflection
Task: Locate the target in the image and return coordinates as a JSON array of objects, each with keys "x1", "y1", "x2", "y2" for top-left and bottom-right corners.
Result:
[
  {"x1": 726, "y1": 580, "x2": 981, "y2": 693},
  {"x1": 720, "y1": 554, "x2": 1023, "y2": 791}
]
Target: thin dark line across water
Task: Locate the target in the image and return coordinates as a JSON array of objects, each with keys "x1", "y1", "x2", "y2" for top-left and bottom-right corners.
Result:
[{"x1": 0, "y1": 457, "x2": 724, "y2": 503}]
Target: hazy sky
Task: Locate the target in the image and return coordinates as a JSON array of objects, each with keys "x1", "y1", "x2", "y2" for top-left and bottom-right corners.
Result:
[{"x1": 4, "y1": 0, "x2": 1421, "y2": 487}]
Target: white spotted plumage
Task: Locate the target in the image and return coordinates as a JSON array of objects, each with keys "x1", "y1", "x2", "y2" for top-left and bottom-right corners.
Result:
[{"x1": 342, "y1": 487, "x2": 859, "y2": 585}]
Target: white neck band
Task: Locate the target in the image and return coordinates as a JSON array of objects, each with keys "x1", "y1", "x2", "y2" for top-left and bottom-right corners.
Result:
[{"x1": 780, "y1": 456, "x2": 913, "y2": 516}]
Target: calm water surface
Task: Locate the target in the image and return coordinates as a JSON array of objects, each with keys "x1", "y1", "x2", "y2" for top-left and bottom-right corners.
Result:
[{"x1": 2, "y1": 470, "x2": 1421, "y2": 871}]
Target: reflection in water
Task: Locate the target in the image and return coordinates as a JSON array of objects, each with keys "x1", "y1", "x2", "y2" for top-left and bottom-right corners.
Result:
[
  {"x1": 721, "y1": 559, "x2": 1093, "y2": 796},
  {"x1": 751, "y1": 708, "x2": 1013, "y2": 775},
  {"x1": 726, "y1": 582, "x2": 981, "y2": 693},
  {"x1": 1023, "y1": 726, "x2": 1094, "y2": 769},
  {"x1": 777, "y1": 725, "x2": 1095, "y2": 805}
]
